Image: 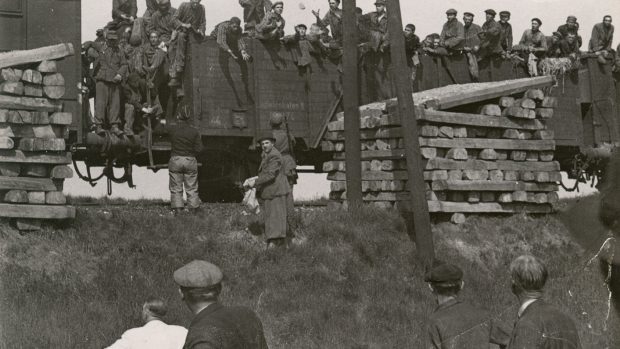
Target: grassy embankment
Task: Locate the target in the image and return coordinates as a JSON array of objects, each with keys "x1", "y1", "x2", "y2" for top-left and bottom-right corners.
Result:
[{"x1": 0, "y1": 197, "x2": 614, "y2": 348}]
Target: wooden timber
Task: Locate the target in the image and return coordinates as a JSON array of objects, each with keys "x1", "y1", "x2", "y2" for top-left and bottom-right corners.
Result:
[
  {"x1": 37, "y1": 60, "x2": 58, "y2": 73},
  {"x1": 0, "y1": 176, "x2": 61, "y2": 191},
  {"x1": 0, "y1": 43, "x2": 75, "y2": 70},
  {"x1": 0, "y1": 95, "x2": 62, "y2": 112},
  {"x1": 0, "y1": 203, "x2": 75, "y2": 219},
  {"x1": 49, "y1": 112, "x2": 73, "y2": 125},
  {"x1": 0, "y1": 150, "x2": 71, "y2": 164},
  {"x1": 19, "y1": 138, "x2": 65, "y2": 151},
  {"x1": 0, "y1": 137, "x2": 14, "y2": 149},
  {"x1": 431, "y1": 180, "x2": 558, "y2": 192}
]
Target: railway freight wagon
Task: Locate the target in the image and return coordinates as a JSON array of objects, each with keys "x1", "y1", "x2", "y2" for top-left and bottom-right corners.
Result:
[{"x1": 174, "y1": 39, "x2": 620, "y2": 201}]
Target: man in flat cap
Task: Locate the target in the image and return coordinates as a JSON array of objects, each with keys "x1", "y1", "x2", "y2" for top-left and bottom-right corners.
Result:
[
  {"x1": 312, "y1": 0, "x2": 343, "y2": 48},
  {"x1": 589, "y1": 15, "x2": 614, "y2": 56},
  {"x1": 557, "y1": 16, "x2": 582, "y2": 48},
  {"x1": 255, "y1": 1, "x2": 286, "y2": 41},
  {"x1": 440, "y1": 9, "x2": 465, "y2": 54},
  {"x1": 148, "y1": 0, "x2": 178, "y2": 46},
  {"x1": 175, "y1": 260, "x2": 269, "y2": 348},
  {"x1": 425, "y1": 263, "x2": 509, "y2": 349},
  {"x1": 93, "y1": 30, "x2": 128, "y2": 136},
  {"x1": 105, "y1": 298, "x2": 187, "y2": 349},
  {"x1": 478, "y1": 9, "x2": 503, "y2": 61},
  {"x1": 560, "y1": 32, "x2": 581, "y2": 60},
  {"x1": 462, "y1": 12, "x2": 481, "y2": 80},
  {"x1": 514, "y1": 18, "x2": 547, "y2": 56},
  {"x1": 506, "y1": 255, "x2": 581, "y2": 349},
  {"x1": 498, "y1": 11, "x2": 513, "y2": 53},
  {"x1": 246, "y1": 131, "x2": 291, "y2": 248}
]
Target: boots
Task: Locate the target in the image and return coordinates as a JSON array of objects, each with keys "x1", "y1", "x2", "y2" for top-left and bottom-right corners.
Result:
[
  {"x1": 110, "y1": 124, "x2": 123, "y2": 136},
  {"x1": 94, "y1": 125, "x2": 105, "y2": 135}
]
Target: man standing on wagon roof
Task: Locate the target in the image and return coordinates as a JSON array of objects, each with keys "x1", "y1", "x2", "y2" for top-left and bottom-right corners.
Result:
[{"x1": 168, "y1": 0, "x2": 206, "y2": 87}]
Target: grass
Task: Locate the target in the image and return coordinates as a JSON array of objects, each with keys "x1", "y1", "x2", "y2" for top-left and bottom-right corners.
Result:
[{"x1": 0, "y1": 199, "x2": 616, "y2": 348}]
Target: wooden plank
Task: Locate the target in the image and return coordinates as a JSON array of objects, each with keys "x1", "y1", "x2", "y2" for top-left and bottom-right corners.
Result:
[
  {"x1": 16, "y1": 219, "x2": 43, "y2": 231},
  {"x1": 0, "y1": 95, "x2": 62, "y2": 112},
  {"x1": 0, "y1": 125, "x2": 14, "y2": 137},
  {"x1": 4, "y1": 190, "x2": 28, "y2": 203},
  {"x1": 50, "y1": 165, "x2": 73, "y2": 179},
  {"x1": 19, "y1": 138, "x2": 65, "y2": 151},
  {"x1": 480, "y1": 104, "x2": 501, "y2": 116},
  {"x1": 420, "y1": 138, "x2": 554, "y2": 150},
  {"x1": 0, "y1": 163, "x2": 20, "y2": 177},
  {"x1": 45, "y1": 191, "x2": 67, "y2": 205},
  {"x1": 426, "y1": 158, "x2": 560, "y2": 171},
  {"x1": 0, "y1": 137, "x2": 14, "y2": 149},
  {"x1": 431, "y1": 180, "x2": 558, "y2": 192},
  {"x1": 0, "y1": 82, "x2": 24, "y2": 95},
  {"x1": 27, "y1": 191, "x2": 46, "y2": 204},
  {"x1": 22, "y1": 70, "x2": 43, "y2": 84},
  {"x1": 0, "y1": 109, "x2": 7, "y2": 122},
  {"x1": 37, "y1": 60, "x2": 58, "y2": 73},
  {"x1": 23, "y1": 164, "x2": 49, "y2": 177},
  {"x1": 0, "y1": 124, "x2": 58, "y2": 139},
  {"x1": 0, "y1": 150, "x2": 71, "y2": 164},
  {"x1": 0, "y1": 43, "x2": 75, "y2": 70},
  {"x1": 421, "y1": 110, "x2": 545, "y2": 130},
  {"x1": 0, "y1": 203, "x2": 75, "y2": 219}
]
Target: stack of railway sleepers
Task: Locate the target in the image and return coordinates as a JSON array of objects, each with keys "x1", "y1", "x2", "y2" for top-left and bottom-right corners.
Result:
[
  {"x1": 0, "y1": 44, "x2": 76, "y2": 230},
  {"x1": 322, "y1": 76, "x2": 561, "y2": 221}
]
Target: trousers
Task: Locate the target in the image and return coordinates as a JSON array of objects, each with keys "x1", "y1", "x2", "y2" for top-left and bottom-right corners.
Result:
[
  {"x1": 95, "y1": 81, "x2": 121, "y2": 126},
  {"x1": 169, "y1": 30, "x2": 188, "y2": 78},
  {"x1": 169, "y1": 156, "x2": 200, "y2": 209},
  {"x1": 124, "y1": 104, "x2": 135, "y2": 133}
]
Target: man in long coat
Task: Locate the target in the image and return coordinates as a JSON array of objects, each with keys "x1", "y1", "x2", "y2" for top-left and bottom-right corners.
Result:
[
  {"x1": 440, "y1": 9, "x2": 465, "y2": 54},
  {"x1": 478, "y1": 9, "x2": 503, "y2": 60},
  {"x1": 249, "y1": 131, "x2": 291, "y2": 248},
  {"x1": 589, "y1": 15, "x2": 614, "y2": 54}
]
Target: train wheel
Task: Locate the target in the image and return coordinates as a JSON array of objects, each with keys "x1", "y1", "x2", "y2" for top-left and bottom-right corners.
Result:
[{"x1": 198, "y1": 148, "x2": 250, "y2": 203}]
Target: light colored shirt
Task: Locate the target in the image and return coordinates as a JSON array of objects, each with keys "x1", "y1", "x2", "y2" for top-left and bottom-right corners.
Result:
[
  {"x1": 105, "y1": 320, "x2": 188, "y2": 349},
  {"x1": 517, "y1": 298, "x2": 538, "y2": 318}
]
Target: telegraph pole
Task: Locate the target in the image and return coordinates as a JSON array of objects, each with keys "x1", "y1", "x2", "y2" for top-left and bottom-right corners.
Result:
[
  {"x1": 342, "y1": 0, "x2": 362, "y2": 208},
  {"x1": 385, "y1": 0, "x2": 435, "y2": 267}
]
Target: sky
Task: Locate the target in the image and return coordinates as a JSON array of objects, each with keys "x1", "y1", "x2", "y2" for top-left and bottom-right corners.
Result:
[{"x1": 70, "y1": 0, "x2": 616, "y2": 201}]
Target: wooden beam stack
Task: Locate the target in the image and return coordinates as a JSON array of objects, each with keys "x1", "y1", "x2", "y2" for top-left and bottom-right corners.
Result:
[
  {"x1": 0, "y1": 44, "x2": 76, "y2": 230},
  {"x1": 322, "y1": 77, "x2": 561, "y2": 219}
]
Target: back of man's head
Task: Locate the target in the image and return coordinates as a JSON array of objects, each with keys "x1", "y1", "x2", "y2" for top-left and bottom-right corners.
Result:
[
  {"x1": 143, "y1": 297, "x2": 168, "y2": 319},
  {"x1": 510, "y1": 255, "x2": 548, "y2": 293}
]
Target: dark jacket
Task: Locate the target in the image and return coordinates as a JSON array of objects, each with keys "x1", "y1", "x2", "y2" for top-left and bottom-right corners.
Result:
[
  {"x1": 426, "y1": 299, "x2": 509, "y2": 349},
  {"x1": 168, "y1": 121, "x2": 203, "y2": 157},
  {"x1": 589, "y1": 22, "x2": 614, "y2": 52},
  {"x1": 255, "y1": 10, "x2": 285, "y2": 40},
  {"x1": 317, "y1": 8, "x2": 343, "y2": 43},
  {"x1": 255, "y1": 148, "x2": 290, "y2": 199},
  {"x1": 212, "y1": 21, "x2": 247, "y2": 53},
  {"x1": 112, "y1": 0, "x2": 137, "y2": 19},
  {"x1": 440, "y1": 19, "x2": 465, "y2": 51},
  {"x1": 499, "y1": 22, "x2": 513, "y2": 51},
  {"x1": 557, "y1": 24, "x2": 582, "y2": 47},
  {"x1": 480, "y1": 19, "x2": 503, "y2": 54},
  {"x1": 93, "y1": 46, "x2": 128, "y2": 83},
  {"x1": 184, "y1": 303, "x2": 268, "y2": 349},
  {"x1": 148, "y1": 6, "x2": 178, "y2": 42},
  {"x1": 463, "y1": 23, "x2": 482, "y2": 50},
  {"x1": 507, "y1": 300, "x2": 581, "y2": 349}
]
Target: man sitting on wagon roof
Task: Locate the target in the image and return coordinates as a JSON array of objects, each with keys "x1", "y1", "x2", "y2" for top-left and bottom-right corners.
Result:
[
  {"x1": 168, "y1": 0, "x2": 206, "y2": 87},
  {"x1": 212, "y1": 17, "x2": 252, "y2": 61}
]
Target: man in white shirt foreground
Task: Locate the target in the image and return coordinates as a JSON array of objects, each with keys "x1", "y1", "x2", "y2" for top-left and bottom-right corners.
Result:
[{"x1": 105, "y1": 298, "x2": 187, "y2": 349}]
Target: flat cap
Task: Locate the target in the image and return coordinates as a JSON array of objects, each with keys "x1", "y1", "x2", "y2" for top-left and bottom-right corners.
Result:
[
  {"x1": 424, "y1": 263, "x2": 463, "y2": 284},
  {"x1": 271, "y1": 1, "x2": 283, "y2": 8},
  {"x1": 173, "y1": 260, "x2": 223, "y2": 288},
  {"x1": 374, "y1": 0, "x2": 386, "y2": 5},
  {"x1": 446, "y1": 9, "x2": 457, "y2": 15},
  {"x1": 485, "y1": 9, "x2": 496, "y2": 16},
  {"x1": 257, "y1": 130, "x2": 276, "y2": 143},
  {"x1": 295, "y1": 23, "x2": 308, "y2": 30},
  {"x1": 552, "y1": 31, "x2": 563, "y2": 38},
  {"x1": 567, "y1": 15, "x2": 577, "y2": 22},
  {"x1": 532, "y1": 17, "x2": 542, "y2": 25},
  {"x1": 463, "y1": 12, "x2": 474, "y2": 17},
  {"x1": 499, "y1": 11, "x2": 511, "y2": 17}
]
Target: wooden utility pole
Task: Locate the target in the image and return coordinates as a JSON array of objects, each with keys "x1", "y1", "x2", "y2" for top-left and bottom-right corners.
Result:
[
  {"x1": 342, "y1": 0, "x2": 362, "y2": 208},
  {"x1": 385, "y1": 0, "x2": 435, "y2": 266}
]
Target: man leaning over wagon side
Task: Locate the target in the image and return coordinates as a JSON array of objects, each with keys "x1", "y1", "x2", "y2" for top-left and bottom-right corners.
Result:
[
  {"x1": 439, "y1": 9, "x2": 465, "y2": 55},
  {"x1": 212, "y1": 17, "x2": 252, "y2": 62}
]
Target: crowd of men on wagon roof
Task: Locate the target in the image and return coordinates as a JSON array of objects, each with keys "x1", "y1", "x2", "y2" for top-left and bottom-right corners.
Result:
[{"x1": 82, "y1": 0, "x2": 617, "y2": 137}]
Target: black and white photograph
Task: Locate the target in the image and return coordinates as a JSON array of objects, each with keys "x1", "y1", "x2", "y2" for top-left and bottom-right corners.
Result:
[{"x1": 0, "y1": 0, "x2": 619, "y2": 347}]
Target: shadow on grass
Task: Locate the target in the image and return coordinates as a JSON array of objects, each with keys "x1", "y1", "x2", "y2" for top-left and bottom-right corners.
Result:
[{"x1": 0, "y1": 202, "x2": 614, "y2": 348}]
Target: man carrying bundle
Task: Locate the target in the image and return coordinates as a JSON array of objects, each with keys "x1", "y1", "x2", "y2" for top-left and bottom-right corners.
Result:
[{"x1": 212, "y1": 17, "x2": 252, "y2": 62}]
